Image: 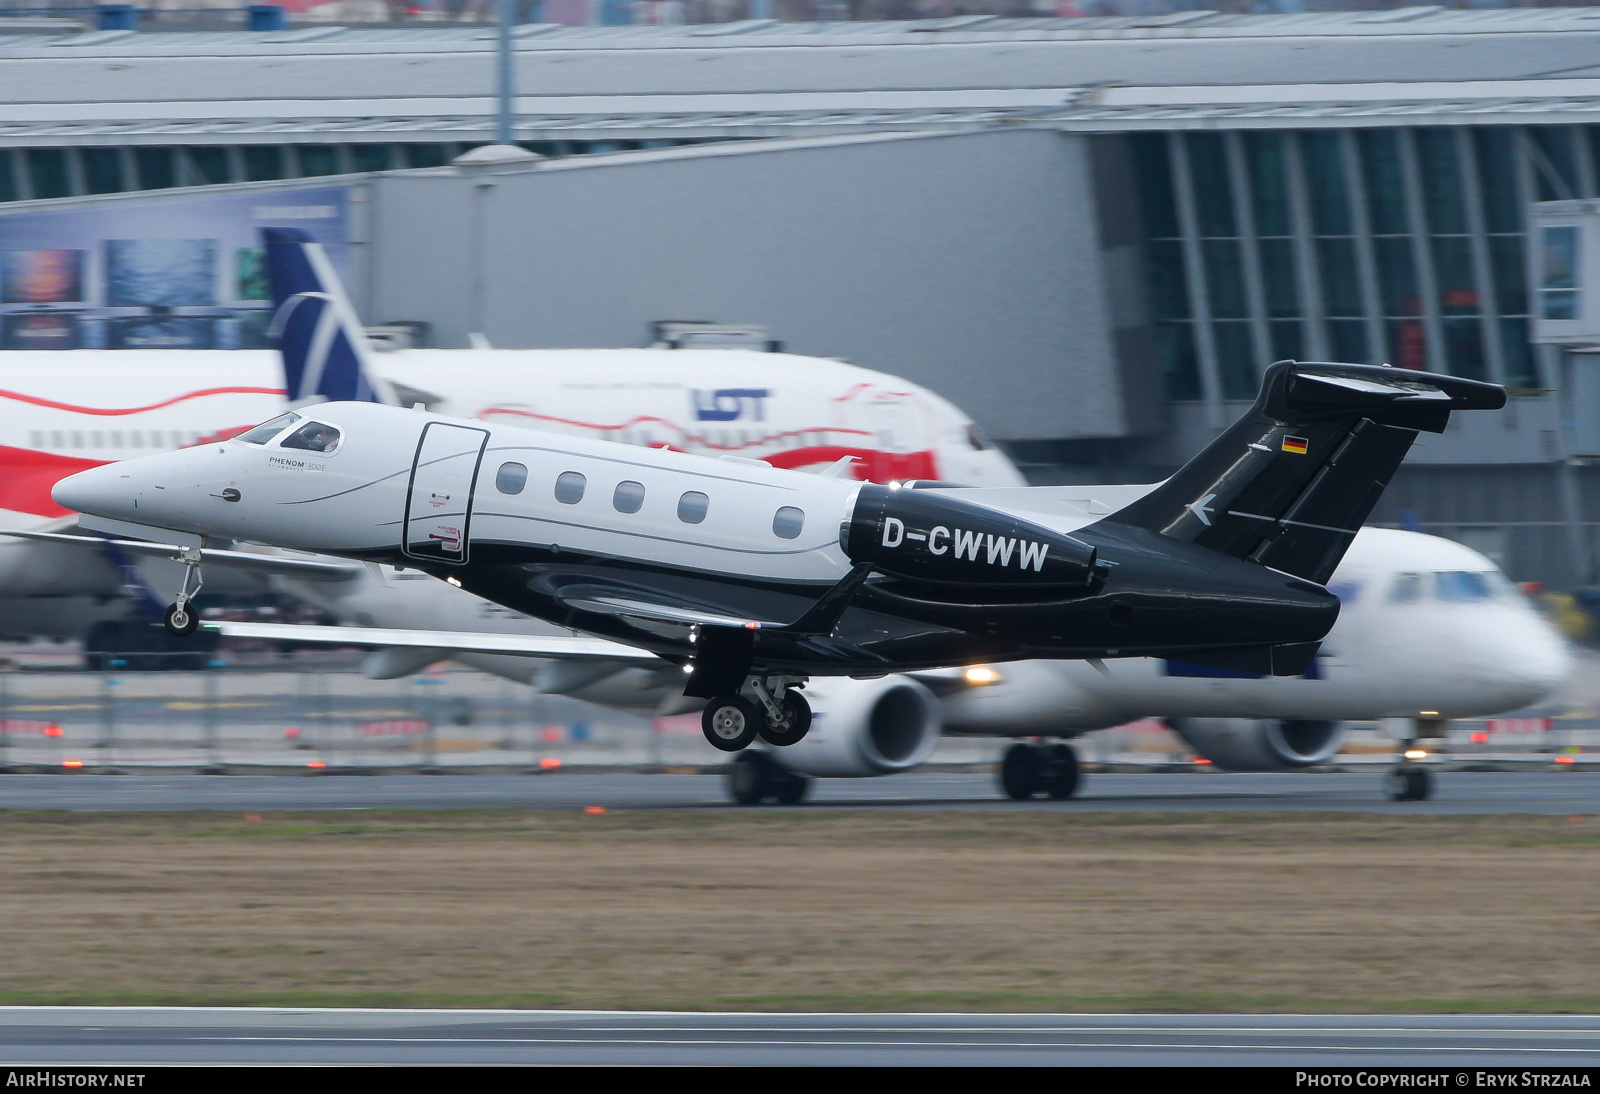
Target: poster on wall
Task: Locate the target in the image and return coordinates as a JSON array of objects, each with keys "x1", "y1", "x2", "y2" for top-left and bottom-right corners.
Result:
[{"x1": 0, "y1": 185, "x2": 348, "y2": 350}]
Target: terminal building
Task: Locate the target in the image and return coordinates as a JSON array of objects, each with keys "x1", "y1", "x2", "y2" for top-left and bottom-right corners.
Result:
[{"x1": 6, "y1": 8, "x2": 1600, "y2": 584}]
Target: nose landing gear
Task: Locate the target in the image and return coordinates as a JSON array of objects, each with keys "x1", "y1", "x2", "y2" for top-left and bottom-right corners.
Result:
[
  {"x1": 700, "y1": 677, "x2": 811, "y2": 753},
  {"x1": 1000, "y1": 741, "x2": 1082, "y2": 801},
  {"x1": 161, "y1": 548, "x2": 204, "y2": 636},
  {"x1": 1385, "y1": 718, "x2": 1443, "y2": 802}
]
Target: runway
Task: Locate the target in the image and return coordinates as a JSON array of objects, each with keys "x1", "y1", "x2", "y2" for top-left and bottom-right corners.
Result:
[
  {"x1": 0, "y1": 770, "x2": 1596, "y2": 813},
  {"x1": 0, "y1": 1009, "x2": 1596, "y2": 1065}
]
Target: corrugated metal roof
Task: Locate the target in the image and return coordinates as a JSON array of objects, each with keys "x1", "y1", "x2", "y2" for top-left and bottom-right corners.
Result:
[{"x1": 4, "y1": 10, "x2": 1600, "y2": 145}]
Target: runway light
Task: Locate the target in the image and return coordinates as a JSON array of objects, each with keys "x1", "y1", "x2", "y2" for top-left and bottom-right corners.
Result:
[
  {"x1": 283, "y1": 727, "x2": 301, "y2": 739},
  {"x1": 61, "y1": 759, "x2": 83, "y2": 769},
  {"x1": 963, "y1": 666, "x2": 1001, "y2": 686},
  {"x1": 1555, "y1": 755, "x2": 1576, "y2": 765},
  {"x1": 307, "y1": 760, "x2": 326, "y2": 769},
  {"x1": 1193, "y1": 757, "x2": 1212, "y2": 765},
  {"x1": 584, "y1": 805, "x2": 605, "y2": 815},
  {"x1": 244, "y1": 813, "x2": 262, "y2": 822},
  {"x1": 539, "y1": 757, "x2": 561, "y2": 770},
  {"x1": 1470, "y1": 732, "x2": 1489, "y2": 744},
  {"x1": 1404, "y1": 749, "x2": 1428, "y2": 761},
  {"x1": 44, "y1": 724, "x2": 62, "y2": 738}
]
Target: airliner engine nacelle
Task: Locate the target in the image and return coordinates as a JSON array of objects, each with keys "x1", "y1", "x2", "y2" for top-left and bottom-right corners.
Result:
[
  {"x1": 1166, "y1": 717, "x2": 1346, "y2": 772},
  {"x1": 841, "y1": 484, "x2": 1099, "y2": 589},
  {"x1": 764, "y1": 675, "x2": 941, "y2": 778}
]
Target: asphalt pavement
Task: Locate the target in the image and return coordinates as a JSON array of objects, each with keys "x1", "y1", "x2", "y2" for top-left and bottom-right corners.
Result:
[{"x1": 0, "y1": 769, "x2": 1595, "y2": 813}]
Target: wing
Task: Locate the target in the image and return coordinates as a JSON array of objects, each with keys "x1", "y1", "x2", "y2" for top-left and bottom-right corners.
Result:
[
  {"x1": 205, "y1": 620, "x2": 664, "y2": 662},
  {"x1": 0, "y1": 529, "x2": 363, "y2": 583}
]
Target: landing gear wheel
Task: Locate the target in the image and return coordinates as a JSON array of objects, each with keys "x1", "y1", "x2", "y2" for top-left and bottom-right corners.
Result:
[
  {"x1": 772, "y1": 772, "x2": 810, "y2": 805},
  {"x1": 702, "y1": 694, "x2": 760, "y2": 753},
  {"x1": 1044, "y1": 743, "x2": 1081, "y2": 800},
  {"x1": 163, "y1": 602, "x2": 198, "y2": 637},
  {"x1": 756, "y1": 691, "x2": 812, "y2": 747},
  {"x1": 1385, "y1": 765, "x2": 1433, "y2": 802},
  {"x1": 728, "y1": 751, "x2": 771, "y2": 805},
  {"x1": 1000, "y1": 743, "x2": 1041, "y2": 801}
]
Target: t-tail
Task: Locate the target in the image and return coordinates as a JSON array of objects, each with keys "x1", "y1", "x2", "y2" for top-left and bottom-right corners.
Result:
[
  {"x1": 261, "y1": 227, "x2": 394, "y2": 406},
  {"x1": 1103, "y1": 361, "x2": 1505, "y2": 585}
]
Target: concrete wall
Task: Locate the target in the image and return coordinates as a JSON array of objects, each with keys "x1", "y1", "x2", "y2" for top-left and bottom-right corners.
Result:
[{"x1": 364, "y1": 130, "x2": 1127, "y2": 442}]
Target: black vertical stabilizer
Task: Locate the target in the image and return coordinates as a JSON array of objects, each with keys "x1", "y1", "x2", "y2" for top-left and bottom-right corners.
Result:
[{"x1": 1104, "y1": 362, "x2": 1505, "y2": 585}]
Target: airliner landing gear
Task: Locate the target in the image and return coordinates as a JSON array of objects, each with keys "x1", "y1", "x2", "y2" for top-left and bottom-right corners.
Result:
[
  {"x1": 161, "y1": 548, "x2": 204, "y2": 637},
  {"x1": 1385, "y1": 719, "x2": 1442, "y2": 801},
  {"x1": 1000, "y1": 741, "x2": 1081, "y2": 801},
  {"x1": 700, "y1": 677, "x2": 811, "y2": 753},
  {"x1": 726, "y1": 751, "x2": 811, "y2": 806}
]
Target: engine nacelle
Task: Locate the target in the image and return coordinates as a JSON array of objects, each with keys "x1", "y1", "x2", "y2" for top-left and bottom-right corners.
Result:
[
  {"x1": 768, "y1": 675, "x2": 941, "y2": 777},
  {"x1": 842, "y1": 483, "x2": 1098, "y2": 590},
  {"x1": 1166, "y1": 717, "x2": 1345, "y2": 772}
]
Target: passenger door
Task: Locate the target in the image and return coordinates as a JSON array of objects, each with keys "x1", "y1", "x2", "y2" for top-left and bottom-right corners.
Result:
[{"x1": 403, "y1": 422, "x2": 488, "y2": 565}]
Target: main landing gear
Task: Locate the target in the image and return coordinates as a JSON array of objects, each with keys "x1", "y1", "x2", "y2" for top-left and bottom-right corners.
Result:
[
  {"x1": 1000, "y1": 741, "x2": 1082, "y2": 801},
  {"x1": 701, "y1": 677, "x2": 812, "y2": 753},
  {"x1": 726, "y1": 751, "x2": 811, "y2": 806},
  {"x1": 161, "y1": 547, "x2": 204, "y2": 637}
]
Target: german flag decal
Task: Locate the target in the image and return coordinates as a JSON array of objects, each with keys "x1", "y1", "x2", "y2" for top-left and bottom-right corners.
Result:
[{"x1": 1282, "y1": 435, "x2": 1309, "y2": 455}]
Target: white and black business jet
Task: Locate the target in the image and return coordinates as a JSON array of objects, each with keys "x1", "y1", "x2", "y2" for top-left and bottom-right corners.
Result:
[{"x1": 51, "y1": 354, "x2": 1505, "y2": 771}]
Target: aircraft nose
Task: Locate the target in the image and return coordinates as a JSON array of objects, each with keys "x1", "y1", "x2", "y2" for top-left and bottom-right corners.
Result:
[
  {"x1": 1486, "y1": 608, "x2": 1572, "y2": 703},
  {"x1": 52, "y1": 463, "x2": 136, "y2": 520}
]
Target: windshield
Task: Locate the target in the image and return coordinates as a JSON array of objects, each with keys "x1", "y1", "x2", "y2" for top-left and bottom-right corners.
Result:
[
  {"x1": 279, "y1": 420, "x2": 342, "y2": 454},
  {"x1": 235, "y1": 412, "x2": 301, "y2": 446}
]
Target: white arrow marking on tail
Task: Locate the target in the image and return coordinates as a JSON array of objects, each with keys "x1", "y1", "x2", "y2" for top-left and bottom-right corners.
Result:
[{"x1": 1188, "y1": 493, "x2": 1217, "y2": 527}]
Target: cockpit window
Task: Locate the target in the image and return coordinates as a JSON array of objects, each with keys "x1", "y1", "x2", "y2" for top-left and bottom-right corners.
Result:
[
  {"x1": 279, "y1": 421, "x2": 341, "y2": 454},
  {"x1": 236, "y1": 412, "x2": 301, "y2": 446},
  {"x1": 1435, "y1": 571, "x2": 1495, "y2": 602},
  {"x1": 1389, "y1": 572, "x2": 1424, "y2": 603}
]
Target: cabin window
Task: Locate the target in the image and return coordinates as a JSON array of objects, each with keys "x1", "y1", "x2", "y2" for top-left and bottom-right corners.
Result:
[
  {"x1": 237, "y1": 412, "x2": 301, "y2": 446},
  {"x1": 280, "y1": 421, "x2": 342, "y2": 454},
  {"x1": 773, "y1": 506, "x2": 805, "y2": 539},
  {"x1": 495, "y1": 462, "x2": 528, "y2": 495},
  {"x1": 554, "y1": 471, "x2": 586, "y2": 505},
  {"x1": 614, "y1": 480, "x2": 645, "y2": 514},
  {"x1": 677, "y1": 491, "x2": 709, "y2": 524}
]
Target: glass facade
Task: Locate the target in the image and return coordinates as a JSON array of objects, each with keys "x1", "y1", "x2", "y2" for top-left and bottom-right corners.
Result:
[{"x1": 1135, "y1": 124, "x2": 1577, "y2": 401}]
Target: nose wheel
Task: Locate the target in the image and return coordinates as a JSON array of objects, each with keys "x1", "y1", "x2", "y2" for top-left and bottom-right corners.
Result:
[
  {"x1": 161, "y1": 547, "x2": 204, "y2": 637},
  {"x1": 1385, "y1": 764, "x2": 1433, "y2": 802},
  {"x1": 700, "y1": 677, "x2": 812, "y2": 753}
]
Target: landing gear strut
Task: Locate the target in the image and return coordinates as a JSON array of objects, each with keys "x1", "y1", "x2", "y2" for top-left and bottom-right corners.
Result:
[
  {"x1": 1000, "y1": 741, "x2": 1082, "y2": 801},
  {"x1": 161, "y1": 547, "x2": 203, "y2": 637},
  {"x1": 700, "y1": 676, "x2": 811, "y2": 753}
]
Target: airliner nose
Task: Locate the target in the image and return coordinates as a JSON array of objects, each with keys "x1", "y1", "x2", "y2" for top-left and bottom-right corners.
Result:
[{"x1": 52, "y1": 463, "x2": 135, "y2": 520}]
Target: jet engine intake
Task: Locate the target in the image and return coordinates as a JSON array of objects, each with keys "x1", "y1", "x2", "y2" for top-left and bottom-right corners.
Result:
[
  {"x1": 1166, "y1": 717, "x2": 1345, "y2": 771},
  {"x1": 842, "y1": 484, "x2": 1098, "y2": 589},
  {"x1": 767, "y1": 675, "x2": 941, "y2": 778}
]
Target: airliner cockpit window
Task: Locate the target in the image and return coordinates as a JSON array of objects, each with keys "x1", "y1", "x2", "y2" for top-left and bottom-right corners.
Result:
[
  {"x1": 1389, "y1": 572, "x2": 1424, "y2": 603},
  {"x1": 236, "y1": 412, "x2": 301, "y2": 446},
  {"x1": 1435, "y1": 571, "x2": 1494, "y2": 602},
  {"x1": 279, "y1": 421, "x2": 342, "y2": 454}
]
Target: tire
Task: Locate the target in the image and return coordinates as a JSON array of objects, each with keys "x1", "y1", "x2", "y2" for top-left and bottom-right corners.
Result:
[
  {"x1": 1044, "y1": 743, "x2": 1081, "y2": 800},
  {"x1": 772, "y1": 773, "x2": 810, "y2": 805},
  {"x1": 727, "y1": 751, "x2": 771, "y2": 805},
  {"x1": 756, "y1": 691, "x2": 812, "y2": 748},
  {"x1": 1000, "y1": 743, "x2": 1041, "y2": 801},
  {"x1": 1407, "y1": 767, "x2": 1433, "y2": 802},
  {"x1": 163, "y1": 602, "x2": 198, "y2": 637},
  {"x1": 702, "y1": 694, "x2": 760, "y2": 753}
]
